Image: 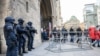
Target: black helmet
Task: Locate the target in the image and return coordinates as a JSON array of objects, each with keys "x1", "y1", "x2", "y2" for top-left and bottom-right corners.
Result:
[
  {"x1": 27, "y1": 21, "x2": 32, "y2": 26},
  {"x1": 5, "y1": 17, "x2": 15, "y2": 23},
  {"x1": 18, "y1": 18, "x2": 24, "y2": 23},
  {"x1": 27, "y1": 21, "x2": 32, "y2": 24}
]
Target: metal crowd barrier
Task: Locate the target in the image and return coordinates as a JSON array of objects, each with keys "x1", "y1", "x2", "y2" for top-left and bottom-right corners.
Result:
[{"x1": 45, "y1": 31, "x2": 92, "y2": 53}]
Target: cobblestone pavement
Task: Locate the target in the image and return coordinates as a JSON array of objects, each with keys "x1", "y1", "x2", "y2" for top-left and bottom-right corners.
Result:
[
  {"x1": 24, "y1": 42, "x2": 100, "y2": 56},
  {"x1": 0, "y1": 42, "x2": 100, "y2": 56}
]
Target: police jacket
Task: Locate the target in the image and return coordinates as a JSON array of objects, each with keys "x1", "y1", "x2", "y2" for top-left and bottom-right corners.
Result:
[
  {"x1": 16, "y1": 24, "x2": 27, "y2": 41},
  {"x1": 26, "y1": 25, "x2": 36, "y2": 38},
  {"x1": 4, "y1": 22, "x2": 17, "y2": 47}
]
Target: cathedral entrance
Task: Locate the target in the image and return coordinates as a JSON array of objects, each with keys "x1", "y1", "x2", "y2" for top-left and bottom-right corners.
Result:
[{"x1": 40, "y1": 0, "x2": 53, "y2": 37}]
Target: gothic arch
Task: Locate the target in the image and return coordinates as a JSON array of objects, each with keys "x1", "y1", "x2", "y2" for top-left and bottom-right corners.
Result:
[{"x1": 40, "y1": 0, "x2": 53, "y2": 29}]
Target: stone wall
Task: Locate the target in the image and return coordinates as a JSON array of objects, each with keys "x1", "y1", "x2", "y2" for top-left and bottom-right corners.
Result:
[
  {"x1": 1, "y1": 0, "x2": 42, "y2": 53},
  {"x1": 0, "y1": 0, "x2": 62, "y2": 53}
]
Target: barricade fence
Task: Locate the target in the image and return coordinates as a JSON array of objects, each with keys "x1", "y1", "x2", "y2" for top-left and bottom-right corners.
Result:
[{"x1": 45, "y1": 31, "x2": 92, "y2": 53}]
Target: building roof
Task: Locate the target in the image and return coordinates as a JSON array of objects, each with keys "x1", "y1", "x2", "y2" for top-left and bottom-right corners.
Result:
[{"x1": 64, "y1": 16, "x2": 80, "y2": 24}]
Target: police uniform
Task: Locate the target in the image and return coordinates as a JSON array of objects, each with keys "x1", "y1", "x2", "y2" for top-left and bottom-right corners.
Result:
[
  {"x1": 26, "y1": 22, "x2": 36, "y2": 51},
  {"x1": 4, "y1": 17, "x2": 18, "y2": 56},
  {"x1": 16, "y1": 18, "x2": 27, "y2": 55}
]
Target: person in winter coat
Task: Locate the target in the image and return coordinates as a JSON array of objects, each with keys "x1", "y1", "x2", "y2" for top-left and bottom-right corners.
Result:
[
  {"x1": 84, "y1": 29, "x2": 89, "y2": 37},
  {"x1": 52, "y1": 27, "x2": 58, "y2": 42},
  {"x1": 62, "y1": 27, "x2": 68, "y2": 43},
  {"x1": 69, "y1": 27, "x2": 75, "y2": 42},
  {"x1": 88, "y1": 26, "x2": 96, "y2": 44},
  {"x1": 42, "y1": 29, "x2": 48, "y2": 42},
  {"x1": 76, "y1": 27, "x2": 82, "y2": 43},
  {"x1": 92, "y1": 25, "x2": 100, "y2": 47}
]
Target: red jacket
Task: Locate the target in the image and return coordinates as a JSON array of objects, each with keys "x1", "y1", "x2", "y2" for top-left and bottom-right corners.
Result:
[
  {"x1": 89, "y1": 27, "x2": 96, "y2": 40},
  {"x1": 95, "y1": 30, "x2": 100, "y2": 40}
]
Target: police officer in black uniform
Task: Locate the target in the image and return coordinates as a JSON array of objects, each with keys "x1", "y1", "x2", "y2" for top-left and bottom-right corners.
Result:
[
  {"x1": 4, "y1": 17, "x2": 18, "y2": 56},
  {"x1": 26, "y1": 21, "x2": 37, "y2": 51},
  {"x1": 16, "y1": 18, "x2": 27, "y2": 56}
]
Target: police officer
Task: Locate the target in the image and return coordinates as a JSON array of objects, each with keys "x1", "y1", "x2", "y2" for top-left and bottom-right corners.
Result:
[
  {"x1": 26, "y1": 21, "x2": 37, "y2": 51},
  {"x1": 16, "y1": 18, "x2": 27, "y2": 56},
  {"x1": 4, "y1": 17, "x2": 18, "y2": 56}
]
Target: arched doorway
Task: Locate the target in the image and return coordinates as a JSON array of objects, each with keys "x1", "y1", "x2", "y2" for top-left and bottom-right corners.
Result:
[{"x1": 40, "y1": 0, "x2": 53, "y2": 37}]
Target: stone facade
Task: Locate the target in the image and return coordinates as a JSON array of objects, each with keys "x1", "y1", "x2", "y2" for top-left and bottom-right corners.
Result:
[
  {"x1": 79, "y1": 23, "x2": 85, "y2": 31},
  {"x1": 0, "y1": 0, "x2": 61, "y2": 54},
  {"x1": 64, "y1": 16, "x2": 85, "y2": 31},
  {"x1": 64, "y1": 16, "x2": 80, "y2": 30}
]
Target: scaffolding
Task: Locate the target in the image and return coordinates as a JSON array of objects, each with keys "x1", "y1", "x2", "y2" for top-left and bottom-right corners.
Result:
[{"x1": 45, "y1": 31, "x2": 93, "y2": 53}]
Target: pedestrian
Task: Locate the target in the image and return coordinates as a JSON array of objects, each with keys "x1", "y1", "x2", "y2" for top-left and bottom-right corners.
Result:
[
  {"x1": 4, "y1": 17, "x2": 18, "y2": 56},
  {"x1": 84, "y1": 29, "x2": 88, "y2": 37},
  {"x1": 61, "y1": 27, "x2": 68, "y2": 43},
  {"x1": 88, "y1": 26, "x2": 95, "y2": 43},
  {"x1": 41, "y1": 29, "x2": 48, "y2": 42},
  {"x1": 52, "y1": 27, "x2": 58, "y2": 42},
  {"x1": 76, "y1": 27, "x2": 82, "y2": 43},
  {"x1": 69, "y1": 27, "x2": 75, "y2": 43},
  {"x1": 88, "y1": 26, "x2": 96, "y2": 46},
  {"x1": 83, "y1": 29, "x2": 89, "y2": 41},
  {"x1": 92, "y1": 25, "x2": 100, "y2": 47},
  {"x1": 57, "y1": 29, "x2": 61, "y2": 42}
]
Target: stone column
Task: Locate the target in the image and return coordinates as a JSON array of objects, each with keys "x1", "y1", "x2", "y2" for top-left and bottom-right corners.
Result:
[{"x1": 0, "y1": 0, "x2": 8, "y2": 54}]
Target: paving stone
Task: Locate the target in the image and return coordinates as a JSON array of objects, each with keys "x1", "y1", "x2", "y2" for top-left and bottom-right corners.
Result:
[{"x1": 24, "y1": 42, "x2": 100, "y2": 56}]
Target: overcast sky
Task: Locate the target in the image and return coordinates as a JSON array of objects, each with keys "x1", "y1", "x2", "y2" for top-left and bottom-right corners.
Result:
[{"x1": 60, "y1": 0, "x2": 96, "y2": 23}]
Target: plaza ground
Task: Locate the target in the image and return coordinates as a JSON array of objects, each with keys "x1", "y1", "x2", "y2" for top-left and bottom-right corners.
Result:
[{"x1": 24, "y1": 41, "x2": 100, "y2": 56}]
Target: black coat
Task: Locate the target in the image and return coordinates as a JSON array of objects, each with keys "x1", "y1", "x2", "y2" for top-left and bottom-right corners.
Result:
[
  {"x1": 42, "y1": 31, "x2": 48, "y2": 40},
  {"x1": 69, "y1": 28, "x2": 75, "y2": 36},
  {"x1": 76, "y1": 28, "x2": 82, "y2": 37},
  {"x1": 52, "y1": 28, "x2": 57, "y2": 36},
  {"x1": 62, "y1": 28, "x2": 68, "y2": 36}
]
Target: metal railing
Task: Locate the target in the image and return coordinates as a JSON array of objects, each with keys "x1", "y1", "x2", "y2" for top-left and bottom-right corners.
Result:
[{"x1": 45, "y1": 31, "x2": 92, "y2": 53}]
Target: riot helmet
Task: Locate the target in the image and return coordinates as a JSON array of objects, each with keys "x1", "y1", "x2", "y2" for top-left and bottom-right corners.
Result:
[
  {"x1": 27, "y1": 21, "x2": 32, "y2": 26},
  {"x1": 5, "y1": 16, "x2": 15, "y2": 24},
  {"x1": 18, "y1": 18, "x2": 24, "y2": 24}
]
